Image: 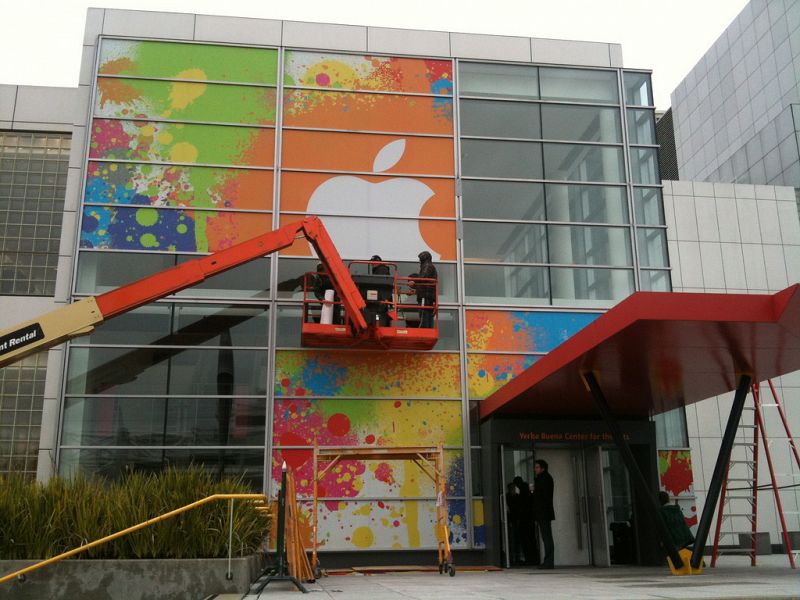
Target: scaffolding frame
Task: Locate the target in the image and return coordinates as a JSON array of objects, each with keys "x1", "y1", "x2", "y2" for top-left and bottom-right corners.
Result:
[{"x1": 311, "y1": 442, "x2": 455, "y2": 576}]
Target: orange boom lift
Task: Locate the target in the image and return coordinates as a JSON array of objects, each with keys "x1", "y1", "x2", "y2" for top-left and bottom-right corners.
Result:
[{"x1": 0, "y1": 216, "x2": 438, "y2": 368}]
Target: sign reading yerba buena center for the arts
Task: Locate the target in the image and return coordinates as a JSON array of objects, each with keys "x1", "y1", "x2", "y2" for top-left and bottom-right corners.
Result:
[{"x1": 0, "y1": 323, "x2": 44, "y2": 357}]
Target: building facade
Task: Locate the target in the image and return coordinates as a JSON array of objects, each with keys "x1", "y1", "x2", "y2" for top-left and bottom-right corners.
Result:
[
  {"x1": 0, "y1": 6, "x2": 798, "y2": 565},
  {"x1": 670, "y1": 0, "x2": 799, "y2": 188}
]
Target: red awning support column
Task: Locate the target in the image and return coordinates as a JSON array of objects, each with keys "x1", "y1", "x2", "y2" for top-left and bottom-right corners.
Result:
[
  {"x1": 581, "y1": 371, "x2": 684, "y2": 569},
  {"x1": 690, "y1": 373, "x2": 752, "y2": 569}
]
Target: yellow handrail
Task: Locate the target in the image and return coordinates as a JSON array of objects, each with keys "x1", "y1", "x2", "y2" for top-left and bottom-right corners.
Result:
[{"x1": 0, "y1": 493, "x2": 269, "y2": 585}]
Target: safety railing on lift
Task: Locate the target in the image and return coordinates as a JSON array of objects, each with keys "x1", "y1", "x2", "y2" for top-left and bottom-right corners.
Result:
[{"x1": 0, "y1": 493, "x2": 270, "y2": 585}]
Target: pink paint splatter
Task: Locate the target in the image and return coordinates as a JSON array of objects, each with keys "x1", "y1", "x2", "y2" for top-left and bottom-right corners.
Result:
[
  {"x1": 316, "y1": 73, "x2": 331, "y2": 86},
  {"x1": 374, "y1": 462, "x2": 395, "y2": 486}
]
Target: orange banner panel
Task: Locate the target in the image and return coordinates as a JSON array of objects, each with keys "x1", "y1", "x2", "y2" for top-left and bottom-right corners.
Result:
[
  {"x1": 283, "y1": 90, "x2": 453, "y2": 135},
  {"x1": 280, "y1": 171, "x2": 455, "y2": 218},
  {"x1": 281, "y1": 131, "x2": 454, "y2": 176}
]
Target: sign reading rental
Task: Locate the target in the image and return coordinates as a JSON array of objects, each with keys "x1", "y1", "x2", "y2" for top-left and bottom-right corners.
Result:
[{"x1": 0, "y1": 323, "x2": 44, "y2": 357}]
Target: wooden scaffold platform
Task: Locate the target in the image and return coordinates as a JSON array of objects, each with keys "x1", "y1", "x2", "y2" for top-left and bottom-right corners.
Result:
[{"x1": 311, "y1": 443, "x2": 456, "y2": 577}]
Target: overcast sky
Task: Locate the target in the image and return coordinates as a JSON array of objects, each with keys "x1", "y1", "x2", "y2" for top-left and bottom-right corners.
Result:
[{"x1": 1, "y1": 0, "x2": 749, "y2": 109}]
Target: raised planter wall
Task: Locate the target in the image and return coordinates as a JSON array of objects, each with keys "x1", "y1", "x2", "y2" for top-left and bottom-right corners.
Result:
[{"x1": 0, "y1": 555, "x2": 265, "y2": 600}]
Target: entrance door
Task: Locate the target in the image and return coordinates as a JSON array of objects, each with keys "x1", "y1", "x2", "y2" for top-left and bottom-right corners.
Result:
[
  {"x1": 585, "y1": 446, "x2": 611, "y2": 566},
  {"x1": 533, "y1": 447, "x2": 591, "y2": 566}
]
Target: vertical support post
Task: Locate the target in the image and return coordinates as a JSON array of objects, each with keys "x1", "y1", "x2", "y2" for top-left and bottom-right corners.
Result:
[
  {"x1": 691, "y1": 373, "x2": 752, "y2": 569},
  {"x1": 226, "y1": 498, "x2": 234, "y2": 581},
  {"x1": 582, "y1": 371, "x2": 684, "y2": 569}
]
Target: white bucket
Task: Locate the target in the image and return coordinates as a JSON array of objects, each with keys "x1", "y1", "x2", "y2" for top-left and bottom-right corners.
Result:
[{"x1": 321, "y1": 289, "x2": 335, "y2": 324}]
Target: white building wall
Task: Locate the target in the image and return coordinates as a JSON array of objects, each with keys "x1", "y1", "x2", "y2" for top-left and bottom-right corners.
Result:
[{"x1": 664, "y1": 179, "x2": 800, "y2": 549}]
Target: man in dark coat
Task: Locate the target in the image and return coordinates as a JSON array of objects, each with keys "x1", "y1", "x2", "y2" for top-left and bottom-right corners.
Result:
[
  {"x1": 513, "y1": 475, "x2": 539, "y2": 565},
  {"x1": 533, "y1": 459, "x2": 555, "y2": 569},
  {"x1": 417, "y1": 251, "x2": 437, "y2": 328}
]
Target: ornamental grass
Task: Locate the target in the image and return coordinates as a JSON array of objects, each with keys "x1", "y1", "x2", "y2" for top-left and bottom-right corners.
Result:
[{"x1": 0, "y1": 467, "x2": 269, "y2": 560}]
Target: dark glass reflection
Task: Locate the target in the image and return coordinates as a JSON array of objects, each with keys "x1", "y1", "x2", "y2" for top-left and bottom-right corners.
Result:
[
  {"x1": 463, "y1": 222, "x2": 547, "y2": 263},
  {"x1": 464, "y1": 264, "x2": 549, "y2": 304},
  {"x1": 541, "y1": 105, "x2": 622, "y2": 143},
  {"x1": 62, "y1": 397, "x2": 266, "y2": 446},
  {"x1": 460, "y1": 100, "x2": 541, "y2": 139},
  {"x1": 461, "y1": 140, "x2": 543, "y2": 179},
  {"x1": 462, "y1": 181, "x2": 545, "y2": 221},
  {"x1": 66, "y1": 347, "x2": 268, "y2": 395},
  {"x1": 58, "y1": 448, "x2": 264, "y2": 489},
  {"x1": 85, "y1": 304, "x2": 269, "y2": 347}
]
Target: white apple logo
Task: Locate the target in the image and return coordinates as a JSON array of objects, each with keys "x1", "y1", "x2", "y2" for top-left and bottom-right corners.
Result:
[{"x1": 305, "y1": 139, "x2": 440, "y2": 261}]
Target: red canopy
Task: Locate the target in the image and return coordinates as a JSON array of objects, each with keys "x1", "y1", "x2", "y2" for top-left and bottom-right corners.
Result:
[{"x1": 480, "y1": 285, "x2": 800, "y2": 420}]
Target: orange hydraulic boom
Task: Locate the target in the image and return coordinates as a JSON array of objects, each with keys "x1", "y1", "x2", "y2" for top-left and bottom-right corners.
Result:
[{"x1": 0, "y1": 217, "x2": 367, "y2": 368}]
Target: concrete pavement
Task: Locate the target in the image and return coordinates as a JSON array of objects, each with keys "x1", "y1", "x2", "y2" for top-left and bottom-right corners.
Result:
[{"x1": 219, "y1": 556, "x2": 799, "y2": 600}]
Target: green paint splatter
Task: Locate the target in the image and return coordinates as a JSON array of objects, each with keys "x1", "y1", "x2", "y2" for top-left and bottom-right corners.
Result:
[
  {"x1": 136, "y1": 208, "x2": 159, "y2": 227},
  {"x1": 140, "y1": 233, "x2": 159, "y2": 248},
  {"x1": 177, "y1": 223, "x2": 188, "y2": 234},
  {"x1": 99, "y1": 40, "x2": 278, "y2": 84}
]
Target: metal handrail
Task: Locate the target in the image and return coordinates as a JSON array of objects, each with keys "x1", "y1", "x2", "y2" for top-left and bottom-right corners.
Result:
[{"x1": 0, "y1": 493, "x2": 269, "y2": 585}]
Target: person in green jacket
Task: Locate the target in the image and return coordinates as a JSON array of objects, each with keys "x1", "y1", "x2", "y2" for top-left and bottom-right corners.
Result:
[{"x1": 659, "y1": 491, "x2": 695, "y2": 549}]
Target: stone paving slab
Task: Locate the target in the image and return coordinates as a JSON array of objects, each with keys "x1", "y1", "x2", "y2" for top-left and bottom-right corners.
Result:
[{"x1": 224, "y1": 556, "x2": 799, "y2": 600}]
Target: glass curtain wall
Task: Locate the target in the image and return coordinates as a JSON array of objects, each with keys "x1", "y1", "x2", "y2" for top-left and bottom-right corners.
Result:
[{"x1": 63, "y1": 38, "x2": 673, "y2": 552}]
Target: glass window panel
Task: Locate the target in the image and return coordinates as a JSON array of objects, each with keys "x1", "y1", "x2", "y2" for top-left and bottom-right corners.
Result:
[
  {"x1": 89, "y1": 119, "x2": 275, "y2": 167},
  {"x1": 98, "y1": 39, "x2": 278, "y2": 85},
  {"x1": 76, "y1": 251, "x2": 270, "y2": 299},
  {"x1": 463, "y1": 222, "x2": 547, "y2": 263},
  {"x1": 548, "y1": 225, "x2": 632, "y2": 266},
  {"x1": 539, "y1": 68, "x2": 618, "y2": 103},
  {"x1": 630, "y1": 147, "x2": 660, "y2": 184},
  {"x1": 469, "y1": 401, "x2": 481, "y2": 446},
  {"x1": 541, "y1": 105, "x2": 622, "y2": 143},
  {"x1": 172, "y1": 305, "x2": 269, "y2": 347},
  {"x1": 464, "y1": 264, "x2": 549, "y2": 304},
  {"x1": 640, "y1": 269, "x2": 671, "y2": 291},
  {"x1": 623, "y1": 72, "x2": 653, "y2": 106},
  {"x1": 654, "y1": 408, "x2": 688, "y2": 447},
  {"x1": 462, "y1": 180, "x2": 545, "y2": 221},
  {"x1": 458, "y1": 63, "x2": 538, "y2": 99},
  {"x1": 545, "y1": 184, "x2": 628, "y2": 224},
  {"x1": 633, "y1": 187, "x2": 665, "y2": 225},
  {"x1": 85, "y1": 162, "x2": 273, "y2": 211},
  {"x1": 283, "y1": 90, "x2": 452, "y2": 135},
  {"x1": 550, "y1": 267, "x2": 634, "y2": 307},
  {"x1": 637, "y1": 227, "x2": 669, "y2": 268},
  {"x1": 471, "y1": 448, "x2": 483, "y2": 496},
  {"x1": 276, "y1": 305, "x2": 460, "y2": 350},
  {"x1": 277, "y1": 258, "x2": 457, "y2": 303},
  {"x1": 95, "y1": 78, "x2": 277, "y2": 125},
  {"x1": 626, "y1": 109, "x2": 657, "y2": 145},
  {"x1": 61, "y1": 397, "x2": 266, "y2": 447},
  {"x1": 460, "y1": 100, "x2": 541, "y2": 139},
  {"x1": 543, "y1": 144, "x2": 625, "y2": 183},
  {"x1": 84, "y1": 304, "x2": 172, "y2": 346},
  {"x1": 285, "y1": 51, "x2": 453, "y2": 95},
  {"x1": 58, "y1": 448, "x2": 264, "y2": 488},
  {"x1": 66, "y1": 347, "x2": 268, "y2": 396},
  {"x1": 461, "y1": 140, "x2": 543, "y2": 179}
]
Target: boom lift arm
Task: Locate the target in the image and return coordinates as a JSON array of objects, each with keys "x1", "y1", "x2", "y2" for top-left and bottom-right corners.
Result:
[{"x1": 0, "y1": 217, "x2": 367, "y2": 368}]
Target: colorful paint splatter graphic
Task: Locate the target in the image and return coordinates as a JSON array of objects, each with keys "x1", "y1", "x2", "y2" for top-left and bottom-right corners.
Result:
[
  {"x1": 284, "y1": 51, "x2": 452, "y2": 96},
  {"x1": 659, "y1": 450, "x2": 697, "y2": 528},
  {"x1": 275, "y1": 350, "x2": 461, "y2": 398},
  {"x1": 96, "y1": 78, "x2": 277, "y2": 125},
  {"x1": 293, "y1": 498, "x2": 468, "y2": 551},
  {"x1": 99, "y1": 39, "x2": 278, "y2": 84},
  {"x1": 466, "y1": 310, "x2": 600, "y2": 353},
  {"x1": 89, "y1": 119, "x2": 275, "y2": 166},
  {"x1": 80, "y1": 206, "x2": 273, "y2": 252},
  {"x1": 467, "y1": 354, "x2": 538, "y2": 400}
]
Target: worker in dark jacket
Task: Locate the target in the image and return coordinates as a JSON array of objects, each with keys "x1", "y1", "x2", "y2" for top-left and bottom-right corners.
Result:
[
  {"x1": 658, "y1": 491, "x2": 695, "y2": 550},
  {"x1": 370, "y1": 255, "x2": 391, "y2": 326},
  {"x1": 312, "y1": 263, "x2": 341, "y2": 325},
  {"x1": 417, "y1": 251, "x2": 437, "y2": 328},
  {"x1": 513, "y1": 475, "x2": 539, "y2": 566},
  {"x1": 532, "y1": 459, "x2": 555, "y2": 569}
]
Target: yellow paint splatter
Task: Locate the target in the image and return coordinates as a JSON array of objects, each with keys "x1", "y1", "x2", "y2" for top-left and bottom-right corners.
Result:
[
  {"x1": 400, "y1": 466, "x2": 421, "y2": 548},
  {"x1": 139, "y1": 125, "x2": 156, "y2": 137},
  {"x1": 157, "y1": 132, "x2": 174, "y2": 145},
  {"x1": 170, "y1": 142, "x2": 198, "y2": 163},
  {"x1": 169, "y1": 69, "x2": 208, "y2": 110},
  {"x1": 109, "y1": 164, "x2": 118, "y2": 172},
  {"x1": 351, "y1": 526, "x2": 374, "y2": 548},
  {"x1": 353, "y1": 504, "x2": 372, "y2": 517}
]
